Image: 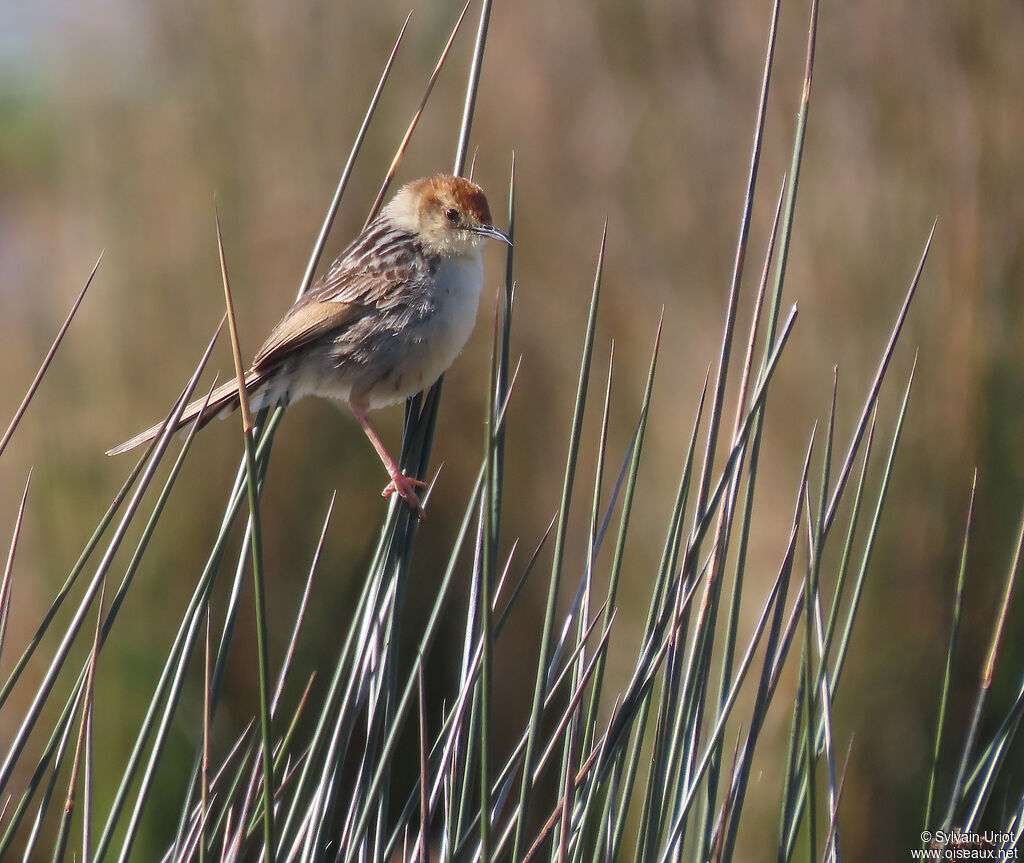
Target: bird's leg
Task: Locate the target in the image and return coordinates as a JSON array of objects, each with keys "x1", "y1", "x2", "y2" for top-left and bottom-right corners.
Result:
[{"x1": 349, "y1": 402, "x2": 428, "y2": 519}]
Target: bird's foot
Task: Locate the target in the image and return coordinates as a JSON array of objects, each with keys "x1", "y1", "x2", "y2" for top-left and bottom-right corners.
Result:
[{"x1": 382, "y1": 473, "x2": 429, "y2": 520}]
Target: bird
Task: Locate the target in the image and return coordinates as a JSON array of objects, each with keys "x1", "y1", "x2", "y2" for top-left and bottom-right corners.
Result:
[{"x1": 108, "y1": 174, "x2": 511, "y2": 519}]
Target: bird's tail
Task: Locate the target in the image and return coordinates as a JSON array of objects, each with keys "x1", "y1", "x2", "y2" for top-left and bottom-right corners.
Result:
[{"x1": 106, "y1": 369, "x2": 270, "y2": 456}]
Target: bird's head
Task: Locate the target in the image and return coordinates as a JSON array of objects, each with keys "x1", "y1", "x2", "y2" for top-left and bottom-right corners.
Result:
[{"x1": 384, "y1": 174, "x2": 511, "y2": 258}]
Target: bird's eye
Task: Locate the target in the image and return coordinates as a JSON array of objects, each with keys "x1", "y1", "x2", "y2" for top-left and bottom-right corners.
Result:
[{"x1": 445, "y1": 208, "x2": 460, "y2": 224}]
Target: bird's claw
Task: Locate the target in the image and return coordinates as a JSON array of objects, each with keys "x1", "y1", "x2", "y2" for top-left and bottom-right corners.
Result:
[{"x1": 382, "y1": 474, "x2": 429, "y2": 520}]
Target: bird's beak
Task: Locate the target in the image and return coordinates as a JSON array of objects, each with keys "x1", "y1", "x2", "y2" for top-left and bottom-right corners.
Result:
[{"x1": 470, "y1": 224, "x2": 512, "y2": 246}]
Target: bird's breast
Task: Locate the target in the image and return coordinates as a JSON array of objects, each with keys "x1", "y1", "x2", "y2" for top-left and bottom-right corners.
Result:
[
  {"x1": 421, "y1": 252, "x2": 484, "y2": 348},
  {"x1": 363, "y1": 250, "x2": 484, "y2": 408}
]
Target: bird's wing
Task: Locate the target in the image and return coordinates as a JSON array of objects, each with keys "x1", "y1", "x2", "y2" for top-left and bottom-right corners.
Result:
[
  {"x1": 252, "y1": 296, "x2": 368, "y2": 370},
  {"x1": 252, "y1": 219, "x2": 424, "y2": 371},
  {"x1": 312, "y1": 217, "x2": 425, "y2": 307}
]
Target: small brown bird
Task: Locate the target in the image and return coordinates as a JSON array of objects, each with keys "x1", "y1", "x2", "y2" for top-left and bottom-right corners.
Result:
[{"x1": 108, "y1": 174, "x2": 510, "y2": 518}]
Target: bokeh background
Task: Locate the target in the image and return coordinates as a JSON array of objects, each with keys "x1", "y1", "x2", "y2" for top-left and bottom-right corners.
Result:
[{"x1": 1, "y1": 0, "x2": 1023, "y2": 858}]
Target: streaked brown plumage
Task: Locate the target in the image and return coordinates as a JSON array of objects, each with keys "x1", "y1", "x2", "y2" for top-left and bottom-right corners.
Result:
[{"x1": 108, "y1": 174, "x2": 510, "y2": 518}]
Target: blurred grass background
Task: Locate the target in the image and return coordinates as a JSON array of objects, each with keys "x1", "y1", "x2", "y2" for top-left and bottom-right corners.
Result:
[{"x1": 1, "y1": 0, "x2": 1022, "y2": 857}]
